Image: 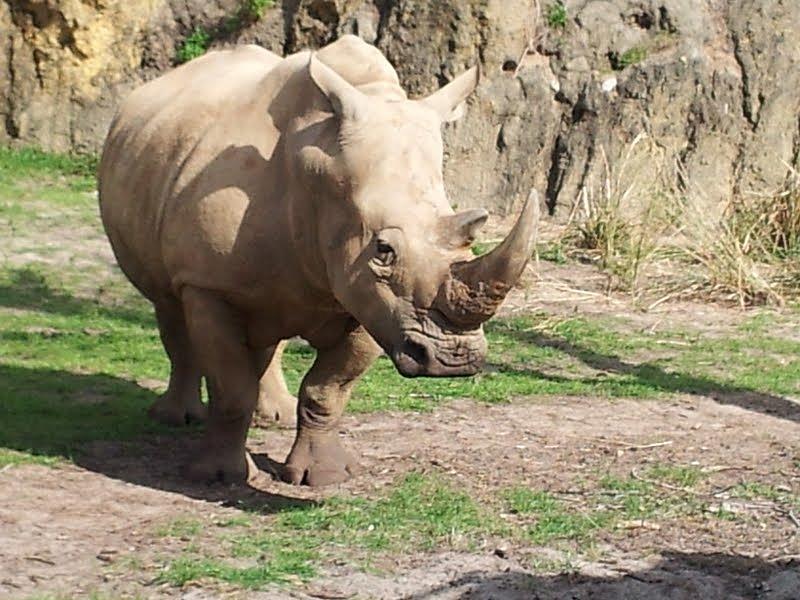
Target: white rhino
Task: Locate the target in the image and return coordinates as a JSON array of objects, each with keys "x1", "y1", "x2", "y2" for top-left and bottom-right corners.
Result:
[{"x1": 98, "y1": 35, "x2": 537, "y2": 486}]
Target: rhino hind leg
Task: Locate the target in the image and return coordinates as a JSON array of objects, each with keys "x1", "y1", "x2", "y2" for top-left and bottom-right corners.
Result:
[
  {"x1": 147, "y1": 299, "x2": 208, "y2": 426},
  {"x1": 282, "y1": 325, "x2": 381, "y2": 487},
  {"x1": 252, "y1": 341, "x2": 297, "y2": 428},
  {"x1": 180, "y1": 286, "x2": 259, "y2": 484}
]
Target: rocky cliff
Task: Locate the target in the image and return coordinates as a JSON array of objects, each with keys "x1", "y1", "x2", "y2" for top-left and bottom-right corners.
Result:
[{"x1": 2, "y1": 0, "x2": 799, "y2": 217}]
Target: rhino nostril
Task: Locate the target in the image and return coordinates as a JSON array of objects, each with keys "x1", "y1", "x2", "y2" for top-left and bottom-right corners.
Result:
[{"x1": 402, "y1": 339, "x2": 432, "y2": 367}]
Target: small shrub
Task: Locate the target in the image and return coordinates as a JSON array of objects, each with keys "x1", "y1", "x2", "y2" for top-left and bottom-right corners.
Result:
[
  {"x1": 545, "y1": 1, "x2": 568, "y2": 29},
  {"x1": 223, "y1": 1, "x2": 276, "y2": 36},
  {"x1": 610, "y1": 47, "x2": 647, "y2": 70},
  {"x1": 537, "y1": 241, "x2": 567, "y2": 264},
  {"x1": 243, "y1": 0, "x2": 275, "y2": 20},
  {"x1": 177, "y1": 28, "x2": 211, "y2": 64}
]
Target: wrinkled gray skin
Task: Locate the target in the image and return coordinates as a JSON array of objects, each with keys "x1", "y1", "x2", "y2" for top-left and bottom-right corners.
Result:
[{"x1": 98, "y1": 36, "x2": 537, "y2": 486}]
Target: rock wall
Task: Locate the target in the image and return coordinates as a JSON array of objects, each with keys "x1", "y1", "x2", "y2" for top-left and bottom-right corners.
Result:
[{"x1": 2, "y1": 0, "x2": 799, "y2": 217}]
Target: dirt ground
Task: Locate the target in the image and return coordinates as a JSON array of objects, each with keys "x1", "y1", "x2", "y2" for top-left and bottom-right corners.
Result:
[{"x1": 2, "y1": 388, "x2": 799, "y2": 599}]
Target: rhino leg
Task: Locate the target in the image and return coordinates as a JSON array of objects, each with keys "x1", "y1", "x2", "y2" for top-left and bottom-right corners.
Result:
[
  {"x1": 147, "y1": 299, "x2": 208, "y2": 426},
  {"x1": 252, "y1": 341, "x2": 297, "y2": 428},
  {"x1": 179, "y1": 287, "x2": 260, "y2": 484},
  {"x1": 282, "y1": 324, "x2": 381, "y2": 487}
]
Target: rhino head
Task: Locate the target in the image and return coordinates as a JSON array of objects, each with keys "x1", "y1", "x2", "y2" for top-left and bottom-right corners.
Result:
[{"x1": 291, "y1": 54, "x2": 537, "y2": 377}]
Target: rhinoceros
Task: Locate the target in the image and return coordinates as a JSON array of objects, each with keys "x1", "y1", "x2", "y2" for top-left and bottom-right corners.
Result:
[{"x1": 98, "y1": 35, "x2": 537, "y2": 486}]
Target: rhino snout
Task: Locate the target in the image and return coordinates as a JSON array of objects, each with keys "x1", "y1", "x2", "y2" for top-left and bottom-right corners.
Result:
[{"x1": 391, "y1": 333, "x2": 485, "y2": 378}]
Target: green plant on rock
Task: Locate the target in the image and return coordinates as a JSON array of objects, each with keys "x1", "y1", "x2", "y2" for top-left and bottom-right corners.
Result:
[
  {"x1": 546, "y1": 1, "x2": 568, "y2": 29},
  {"x1": 610, "y1": 47, "x2": 647, "y2": 70},
  {"x1": 177, "y1": 28, "x2": 212, "y2": 64},
  {"x1": 243, "y1": 0, "x2": 275, "y2": 20},
  {"x1": 222, "y1": 0, "x2": 278, "y2": 38}
]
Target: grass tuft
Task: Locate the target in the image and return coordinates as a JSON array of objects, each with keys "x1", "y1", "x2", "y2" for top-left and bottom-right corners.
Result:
[
  {"x1": 610, "y1": 47, "x2": 647, "y2": 70},
  {"x1": 545, "y1": 1, "x2": 567, "y2": 29},
  {"x1": 157, "y1": 518, "x2": 204, "y2": 538},
  {"x1": 160, "y1": 553, "x2": 315, "y2": 588},
  {"x1": 564, "y1": 134, "x2": 674, "y2": 293},
  {"x1": 160, "y1": 472, "x2": 489, "y2": 589},
  {"x1": 505, "y1": 488, "x2": 611, "y2": 543},
  {"x1": 661, "y1": 161, "x2": 800, "y2": 307}
]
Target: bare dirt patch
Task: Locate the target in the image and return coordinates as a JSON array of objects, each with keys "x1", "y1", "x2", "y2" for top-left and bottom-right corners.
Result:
[{"x1": 2, "y1": 393, "x2": 798, "y2": 599}]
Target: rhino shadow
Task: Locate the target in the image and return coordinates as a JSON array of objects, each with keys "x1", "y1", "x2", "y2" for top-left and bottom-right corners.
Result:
[
  {"x1": 402, "y1": 551, "x2": 798, "y2": 600},
  {"x1": 0, "y1": 265, "x2": 153, "y2": 327},
  {"x1": 491, "y1": 324, "x2": 800, "y2": 424},
  {"x1": 0, "y1": 363, "x2": 310, "y2": 513}
]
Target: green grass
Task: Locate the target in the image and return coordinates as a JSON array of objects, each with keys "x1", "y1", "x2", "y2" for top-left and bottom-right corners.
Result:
[
  {"x1": 157, "y1": 518, "x2": 204, "y2": 538},
  {"x1": 505, "y1": 488, "x2": 611, "y2": 543},
  {"x1": 0, "y1": 265, "x2": 173, "y2": 464},
  {"x1": 646, "y1": 464, "x2": 704, "y2": 488},
  {"x1": 730, "y1": 482, "x2": 800, "y2": 508},
  {"x1": 503, "y1": 466, "x2": 713, "y2": 546},
  {"x1": 186, "y1": 1, "x2": 276, "y2": 50},
  {"x1": 243, "y1": 0, "x2": 275, "y2": 19},
  {"x1": 160, "y1": 554, "x2": 315, "y2": 588},
  {"x1": 545, "y1": 1, "x2": 568, "y2": 29},
  {"x1": 177, "y1": 28, "x2": 212, "y2": 63},
  {"x1": 537, "y1": 241, "x2": 568, "y2": 264},
  {"x1": 273, "y1": 471, "x2": 485, "y2": 551},
  {"x1": 160, "y1": 472, "x2": 489, "y2": 588},
  {"x1": 610, "y1": 47, "x2": 647, "y2": 70},
  {"x1": 0, "y1": 448, "x2": 61, "y2": 468},
  {"x1": 0, "y1": 146, "x2": 97, "y2": 181}
]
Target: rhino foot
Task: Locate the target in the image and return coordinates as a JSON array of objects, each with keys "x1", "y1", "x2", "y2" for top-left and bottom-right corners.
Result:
[
  {"x1": 281, "y1": 431, "x2": 359, "y2": 486},
  {"x1": 253, "y1": 391, "x2": 297, "y2": 429},
  {"x1": 148, "y1": 393, "x2": 208, "y2": 427},
  {"x1": 183, "y1": 447, "x2": 257, "y2": 484}
]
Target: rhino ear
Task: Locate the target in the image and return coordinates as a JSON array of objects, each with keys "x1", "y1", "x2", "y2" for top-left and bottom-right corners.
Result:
[
  {"x1": 421, "y1": 65, "x2": 480, "y2": 123},
  {"x1": 308, "y1": 53, "x2": 369, "y2": 121},
  {"x1": 441, "y1": 208, "x2": 489, "y2": 247}
]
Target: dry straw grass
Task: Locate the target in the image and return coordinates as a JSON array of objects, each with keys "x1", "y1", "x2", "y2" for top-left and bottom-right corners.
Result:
[
  {"x1": 560, "y1": 135, "x2": 800, "y2": 308},
  {"x1": 667, "y1": 161, "x2": 800, "y2": 308},
  {"x1": 563, "y1": 133, "x2": 675, "y2": 296}
]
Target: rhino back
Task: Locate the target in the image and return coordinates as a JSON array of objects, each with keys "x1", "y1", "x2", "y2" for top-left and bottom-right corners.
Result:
[{"x1": 98, "y1": 45, "x2": 284, "y2": 299}]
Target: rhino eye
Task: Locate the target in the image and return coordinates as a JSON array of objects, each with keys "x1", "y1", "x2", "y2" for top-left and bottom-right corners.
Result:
[{"x1": 375, "y1": 239, "x2": 396, "y2": 265}]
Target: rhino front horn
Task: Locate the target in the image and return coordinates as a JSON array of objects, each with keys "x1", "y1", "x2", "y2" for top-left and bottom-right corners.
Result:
[{"x1": 437, "y1": 190, "x2": 540, "y2": 329}]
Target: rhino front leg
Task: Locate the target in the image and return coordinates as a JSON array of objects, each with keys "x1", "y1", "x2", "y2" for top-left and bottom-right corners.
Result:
[
  {"x1": 282, "y1": 324, "x2": 381, "y2": 486},
  {"x1": 253, "y1": 341, "x2": 297, "y2": 428},
  {"x1": 180, "y1": 287, "x2": 260, "y2": 484},
  {"x1": 147, "y1": 298, "x2": 208, "y2": 426}
]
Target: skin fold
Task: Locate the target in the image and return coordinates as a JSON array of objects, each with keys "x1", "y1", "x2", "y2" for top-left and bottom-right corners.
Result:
[{"x1": 98, "y1": 35, "x2": 536, "y2": 486}]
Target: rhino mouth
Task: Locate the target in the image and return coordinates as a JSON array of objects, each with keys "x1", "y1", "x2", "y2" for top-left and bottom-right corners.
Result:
[{"x1": 390, "y1": 310, "x2": 487, "y2": 378}]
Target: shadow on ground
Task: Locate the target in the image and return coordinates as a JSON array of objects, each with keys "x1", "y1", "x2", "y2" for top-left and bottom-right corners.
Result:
[
  {"x1": 0, "y1": 266, "x2": 152, "y2": 326},
  {"x1": 493, "y1": 324, "x2": 800, "y2": 425},
  {"x1": 0, "y1": 363, "x2": 309, "y2": 514},
  {"x1": 402, "y1": 551, "x2": 799, "y2": 600}
]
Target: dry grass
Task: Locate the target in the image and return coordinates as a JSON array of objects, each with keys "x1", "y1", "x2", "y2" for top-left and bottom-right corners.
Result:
[
  {"x1": 661, "y1": 162, "x2": 800, "y2": 308},
  {"x1": 563, "y1": 134, "x2": 674, "y2": 295},
  {"x1": 556, "y1": 138, "x2": 800, "y2": 308}
]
